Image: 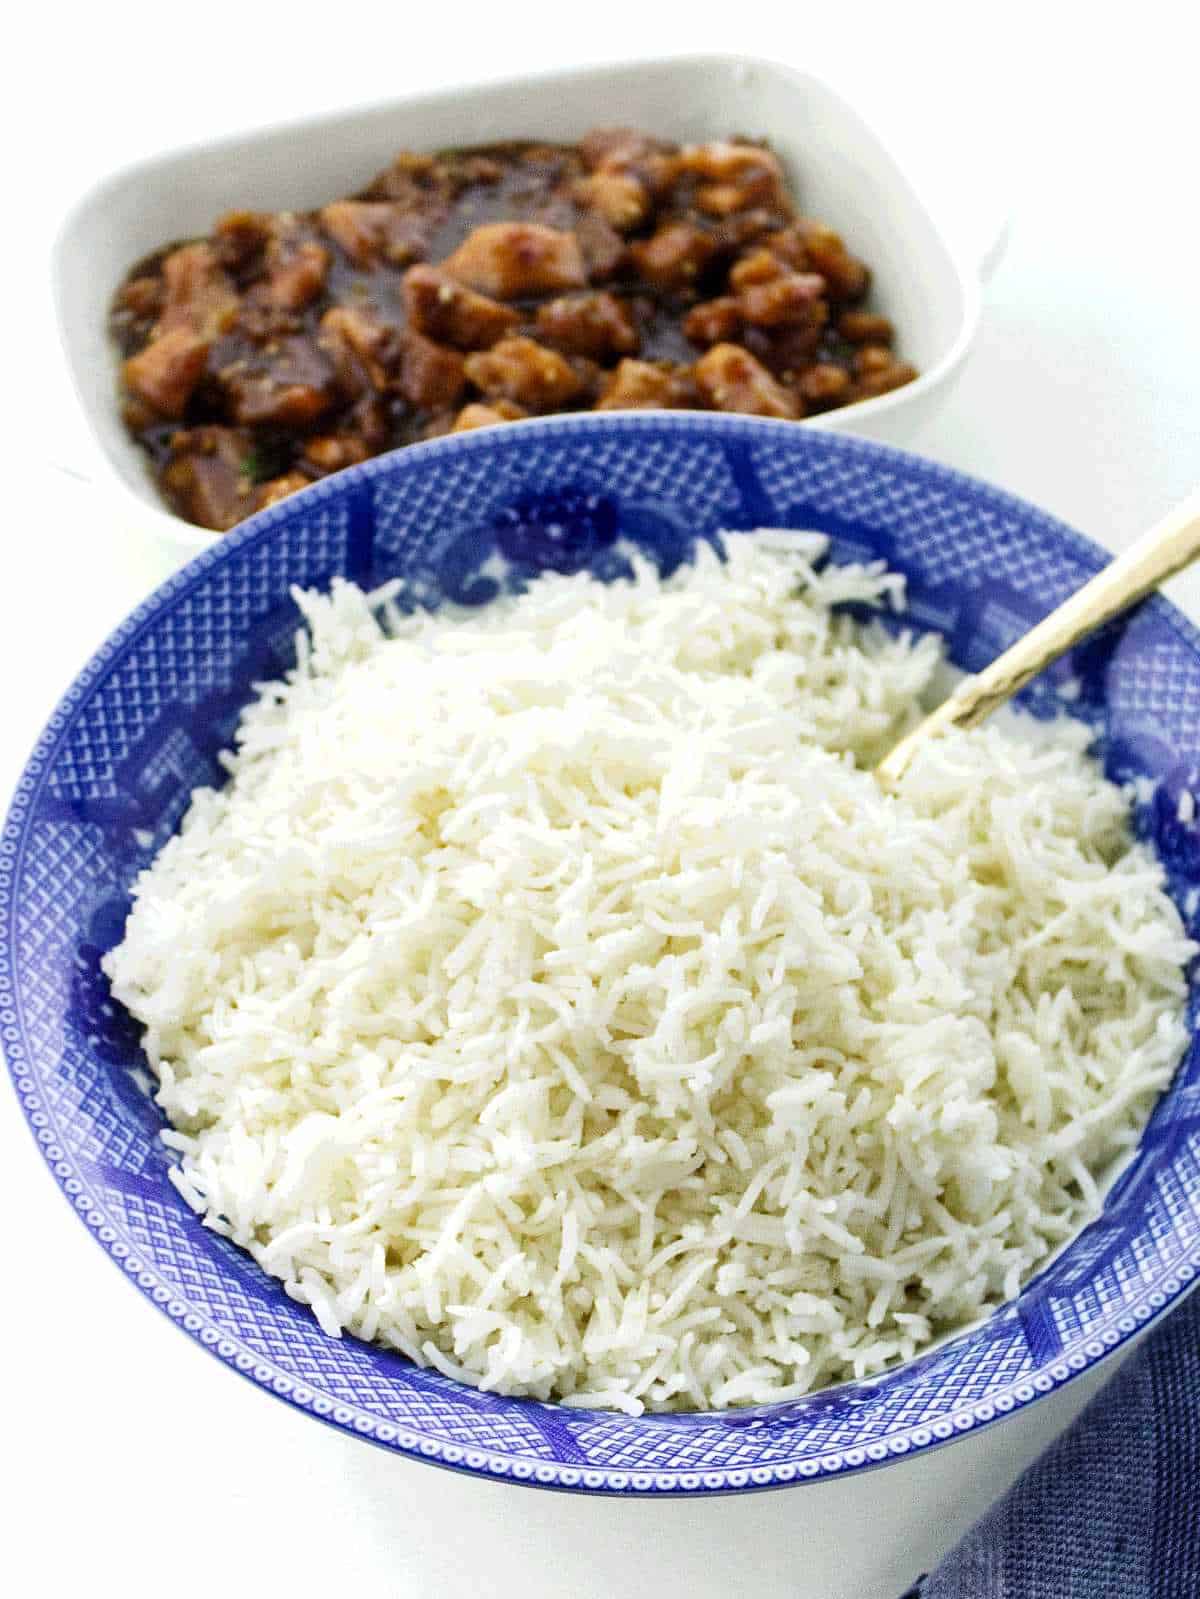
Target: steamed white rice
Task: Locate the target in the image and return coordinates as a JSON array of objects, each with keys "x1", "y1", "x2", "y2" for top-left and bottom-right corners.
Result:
[{"x1": 103, "y1": 532, "x2": 1195, "y2": 1412}]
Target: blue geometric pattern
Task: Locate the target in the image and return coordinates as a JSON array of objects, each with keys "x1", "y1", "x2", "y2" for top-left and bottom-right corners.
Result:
[{"x1": 3, "y1": 415, "x2": 1199, "y2": 1495}]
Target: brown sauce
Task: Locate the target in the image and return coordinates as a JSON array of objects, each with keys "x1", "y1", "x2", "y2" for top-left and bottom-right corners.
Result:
[{"x1": 110, "y1": 131, "x2": 917, "y2": 532}]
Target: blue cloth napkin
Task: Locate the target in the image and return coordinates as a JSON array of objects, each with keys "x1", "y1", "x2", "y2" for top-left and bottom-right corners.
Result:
[{"x1": 902, "y1": 1290, "x2": 1199, "y2": 1598}]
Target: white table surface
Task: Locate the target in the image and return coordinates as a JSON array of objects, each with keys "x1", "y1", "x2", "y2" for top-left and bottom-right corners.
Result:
[{"x1": 4, "y1": 5, "x2": 1198, "y2": 1596}]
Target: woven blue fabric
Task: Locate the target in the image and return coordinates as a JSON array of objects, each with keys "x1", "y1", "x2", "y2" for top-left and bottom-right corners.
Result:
[{"x1": 906, "y1": 1291, "x2": 1199, "y2": 1598}]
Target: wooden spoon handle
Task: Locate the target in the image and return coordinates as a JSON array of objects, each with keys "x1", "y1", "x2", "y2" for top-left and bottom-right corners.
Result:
[{"x1": 877, "y1": 487, "x2": 1200, "y2": 786}]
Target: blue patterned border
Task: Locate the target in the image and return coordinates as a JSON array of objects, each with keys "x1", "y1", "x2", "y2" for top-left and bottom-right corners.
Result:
[{"x1": 3, "y1": 415, "x2": 1199, "y2": 1493}]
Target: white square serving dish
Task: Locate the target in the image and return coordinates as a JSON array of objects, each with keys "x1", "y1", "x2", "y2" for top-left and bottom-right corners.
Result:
[{"x1": 53, "y1": 53, "x2": 998, "y2": 557}]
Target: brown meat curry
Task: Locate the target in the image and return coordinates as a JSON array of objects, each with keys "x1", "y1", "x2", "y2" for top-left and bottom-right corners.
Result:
[{"x1": 110, "y1": 130, "x2": 917, "y2": 532}]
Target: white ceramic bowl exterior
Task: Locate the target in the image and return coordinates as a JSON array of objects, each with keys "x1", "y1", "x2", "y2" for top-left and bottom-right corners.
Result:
[{"x1": 53, "y1": 54, "x2": 988, "y2": 557}]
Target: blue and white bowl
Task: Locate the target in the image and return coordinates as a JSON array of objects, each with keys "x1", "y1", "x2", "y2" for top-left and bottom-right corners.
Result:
[{"x1": 4, "y1": 415, "x2": 1199, "y2": 1494}]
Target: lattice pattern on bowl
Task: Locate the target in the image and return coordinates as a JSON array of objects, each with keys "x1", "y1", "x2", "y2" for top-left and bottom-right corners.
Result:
[{"x1": 3, "y1": 416, "x2": 1198, "y2": 1493}]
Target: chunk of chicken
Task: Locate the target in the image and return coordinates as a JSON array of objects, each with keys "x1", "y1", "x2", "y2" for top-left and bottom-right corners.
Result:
[
  {"x1": 737, "y1": 273, "x2": 827, "y2": 329},
  {"x1": 710, "y1": 212, "x2": 787, "y2": 256},
  {"x1": 363, "y1": 150, "x2": 442, "y2": 201},
  {"x1": 220, "y1": 336, "x2": 335, "y2": 426},
  {"x1": 463, "y1": 336, "x2": 584, "y2": 410},
  {"x1": 318, "y1": 305, "x2": 402, "y2": 393},
  {"x1": 752, "y1": 228, "x2": 809, "y2": 271},
  {"x1": 574, "y1": 213, "x2": 626, "y2": 281},
  {"x1": 680, "y1": 141, "x2": 785, "y2": 183},
  {"x1": 798, "y1": 364, "x2": 852, "y2": 406},
  {"x1": 402, "y1": 265, "x2": 519, "y2": 349},
  {"x1": 116, "y1": 276, "x2": 163, "y2": 321},
  {"x1": 849, "y1": 346, "x2": 917, "y2": 399},
  {"x1": 853, "y1": 360, "x2": 917, "y2": 398},
  {"x1": 578, "y1": 128, "x2": 679, "y2": 198},
  {"x1": 763, "y1": 320, "x2": 830, "y2": 376},
  {"x1": 319, "y1": 201, "x2": 430, "y2": 267},
  {"x1": 261, "y1": 238, "x2": 330, "y2": 311},
  {"x1": 161, "y1": 426, "x2": 257, "y2": 531},
  {"x1": 854, "y1": 345, "x2": 895, "y2": 376},
  {"x1": 303, "y1": 435, "x2": 372, "y2": 472},
  {"x1": 212, "y1": 210, "x2": 274, "y2": 274},
  {"x1": 729, "y1": 249, "x2": 787, "y2": 291},
  {"x1": 838, "y1": 311, "x2": 895, "y2": 344},
  {"x1": 580, "y1": 127, "x2": 658, "y2": 171},
  {"x1": 681, "y1": 297, "x2": 741, "y2": 347},
  {"x1": 629, "y1": 224, "x2": 717, "y2": 291},
  {"x1": 692, "y1": 343, "x2": 801, "y2": 418},
  {"x1": 680, "y1": 142, "x2": 788, "y2": 216},
  {"x1": 573, "y1": 172, "x2": 650, "y2": 232},
  {"x1": 595, "y1": 359, "x2": 696, "y2": 410},
  {"x1": 122, "y1": 329, "x2": 209, "y2": 418},
  {"x1": 792, "y1": 219, "x2": 869, "y2": 300},
  {"x1": 156, "y1": 244, "x2": 238, "y2": 339},
  {"x1": 451, "y1": 400, "x2": 528, "y2": 432},
  {"x1": 535, "y1": 292, "x2": 638, "y2": 360},
  {"x1": 397, "y1": 330, "x2": 467, "y2": 409},
  {"x1": 254, "y1": 472, "x2": 311, "y2": 511},
  {"x1": 439, "y1": 223, "x2": 587, "y2": 299}
]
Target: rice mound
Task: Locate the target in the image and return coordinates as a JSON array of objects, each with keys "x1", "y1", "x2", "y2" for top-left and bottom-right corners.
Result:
[{"x1": 104, "y1": 533, "x2": 1195, "y2": 1412}]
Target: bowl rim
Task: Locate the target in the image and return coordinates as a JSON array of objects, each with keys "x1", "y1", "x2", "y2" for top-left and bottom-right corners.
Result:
[
  {"x1": 4, "y1": 414, "x2": 1197, "y2": 1495},
  {"x1": 50, "y1": 48, "x2": 981, "y2": 556}
]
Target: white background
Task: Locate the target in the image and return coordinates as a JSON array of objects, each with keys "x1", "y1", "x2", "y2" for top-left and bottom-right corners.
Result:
[{"x1": 3, "y1": 4, "x2": 1198, "y2": 1596}]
